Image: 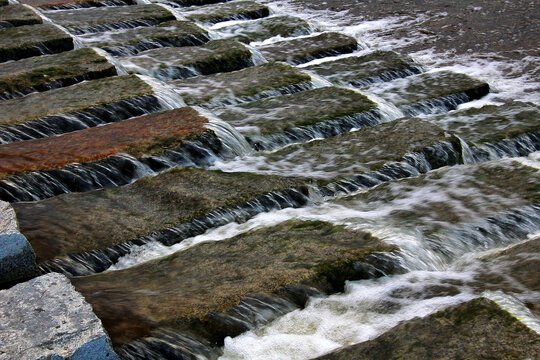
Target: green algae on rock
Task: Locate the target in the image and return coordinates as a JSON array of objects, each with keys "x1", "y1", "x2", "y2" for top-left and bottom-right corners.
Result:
[
  {"x1": 123, "y1": 39, "x2": 253, "y2": 80},
  {"x1": 183, "y1": 1, "x2": 270, "y2": 24},
  {"x1": 0, "y1": 4, "x2": 43, "y2": 27},
  {"x1": 218, "y1": 15, "x2": 313, "y2": 43},
  {"x1": 315, "y1": 297, "x2": 540, "y2": 360},
  {"x1": 0, "y1": 24, "x2": 74, "y2": 63},
  {"x1": 304, "y1": 50, "x2": 423, "y2": 87},
  {"x1": 0, "y1": 47, "x2": 117, "y2": 99},
  {"x1": 258, "y1": 32, "x2": 359, "y2": 65},
  {"x1": 71, "y1": 220, "x2": 395, "y2": 346},
  {"x1": 169, "y1": 61, "x2": 313, "y2": 106}
]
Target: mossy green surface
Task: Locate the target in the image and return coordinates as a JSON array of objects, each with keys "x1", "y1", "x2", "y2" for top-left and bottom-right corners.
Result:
[
  {"x1": 0, "y1": 4, "x2": 43, "y2": 26},
  {"x1": 184, "y1": 0, "x2": 269, "y2": 24},
  {"x1": 219, "y1": 15, "x2": 312, "y2": 43},
  {"x1": 0, "y1": 75, "x2": 152, "y2": 125}
]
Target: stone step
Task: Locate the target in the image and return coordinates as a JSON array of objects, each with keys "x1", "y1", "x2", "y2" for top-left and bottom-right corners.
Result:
[
  {"x1": 217, "y1": 15, "x2": 313, "y2": 44},
  {"x1": 168, "y1": 0, "x2": 228, "y2": 7},
  {"x1": 0, "y1": 24, "x2": 74, "y2": 63},
  {"x1": 71, "y1": 220, "x2": 395, "y2": 356},
  {"x1": 367, "y1": 70, "x2": 490, "y2": 116},
  {"x1": 80, "y1": 20, "x2": 210, "y2": 56},
  {"x1": 213, "y1": 86, "x2": 379, "y2": 150},
  {"x1": 122, "y1": 39, "x2": 253, "y2": 80},
  {"x1": 183, "y1": 0, "x2": 270, "y2": 24},
  {"x1": 169, "y1": 61, "x2": 313, "y2": 107},
  {"x1": 0, "y1": 273, "x2": 120, "y2": 360},
  {"x1": 0, "y1": 4, "x2": 43, "y2": 28},
  {"x1": 0, "y1": 47, "x2": 117, "y2": 100},
  {"x1": 0, "y1": 75, "x2": 162, "y2": 143},
  {"x1": 316, "y1": 298, "x2": 540, "y2": 360},
  {"x1": 12, "y1": 168, "x2": 310, "y2": 267},
  {"x1": 0, "y1": 107, "x2": 209, "y2": 178},
  {"x1": 304, "y1": 50, "x2": 423, "y2": 87},
  {"x1": 45, "y1": 4, "x2": 176, "y2": 35},
  {"x1": 258, "y1": 32, "x2": 359, "y2": 65},
  {"x1": 22, "y1": 0, "x2": 134, "y2": 10}
]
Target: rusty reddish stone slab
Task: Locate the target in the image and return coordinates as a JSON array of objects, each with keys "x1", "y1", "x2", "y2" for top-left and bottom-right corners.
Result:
[{"x1": 0, "y1": 107, "x2": 209, "y2": 177}]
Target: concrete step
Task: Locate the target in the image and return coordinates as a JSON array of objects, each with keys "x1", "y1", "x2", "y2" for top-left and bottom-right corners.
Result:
[{"x1": 0, "y1": 4, "x2": 43, "y2": 28}]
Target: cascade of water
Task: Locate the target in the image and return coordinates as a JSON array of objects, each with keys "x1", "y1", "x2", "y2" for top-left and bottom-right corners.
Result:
[
  {"x1": 138, "y1": 74, "x2": 187, "y2": 109},
  {"x1": 91, "y1": 47, "x2": 129, "y2": 75}
]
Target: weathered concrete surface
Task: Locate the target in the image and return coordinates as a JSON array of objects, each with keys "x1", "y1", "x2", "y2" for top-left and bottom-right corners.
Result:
[
  {"x1": 0, "y1": 273, "x2": 120, "y2": 360},
  {"x1": 0, "y1": 75, "x2": 153, "y2": 127},
  {"x1": 214, "y1": 86, "x2": 377, "y2": 136},
  {"x1": 0, "y1": 47, "x2": 117, "y2": 99},
  {"x1": 218, "y1": 15, "x2": 312, "y2": 43},
  {"x1": 81, "y1": 20, "x2": 210, "y2": 56},
  {"x1": 124, "y1": 39, "x2": 253, "y2": 79},
  {"x1": 72, "y1": 220, "x2": 395, "y2": 346},
  {"x1": 0, "y1": 233, "x2": 39, "y2": 285},
  {"x1": 315, "y1": 297, "x2": 540, "y2": 360},
  {"x1": 0, "y1": 107, "x2": 209, "y2": 177},
  {"x1": 0, "y1": 24, "x2": 74, "y2": 62},
  {"x1": 13, "y1": 168, "x2": 310, "y2": 262},
  {"x1": 258, "y1": 32, "x2": 358, "y2": 65},
  {"x1": 169, "y1": 61, "x2": 312, "y2": 106},
  {"x1": 0, "y1": 4, "x2": 43, "y2": 27},
  {"x1": 184, "y1": 1, "x2": 270, "y2": 24},
  {"x1": 304, "y1": 50, "x2": 422, "y2": 87},
  {"x1": 46, "y1": 4, "x2": 176, "y2": 35}
]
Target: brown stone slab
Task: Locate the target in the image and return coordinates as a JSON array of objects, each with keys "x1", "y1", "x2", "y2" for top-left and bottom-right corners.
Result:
[
  {"x1": 0, "y1": 107, "x2": 208, "y2": 177},
  {"x1": 0, "y1": 4, "x2": 43, "y2": 27}
]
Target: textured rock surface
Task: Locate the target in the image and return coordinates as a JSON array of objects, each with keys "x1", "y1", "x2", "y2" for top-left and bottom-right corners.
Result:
[
  {"x1": 0, "y1": 4, "x2": 43, "y2": 27},
  {"x1": 184, "y1": 1, "x2": 270, "y2": 24},
  {"x1": 0, "y1": 273, "x2": 119, "y2": 360},
  {"x1": 0, "y1": 201, "x2": 17, "y2": 235},
  {"x1": 0, "y1": 233, "x2": 38, "y2": 285},
  {"x1": 315, "y1": 298, "x2": 540, "y2": 360},
  {"x1": 218, "y1": 15, "x2": 312, "y2": 43}
]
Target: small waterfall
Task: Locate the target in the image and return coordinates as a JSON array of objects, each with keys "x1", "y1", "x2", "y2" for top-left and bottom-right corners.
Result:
[
  {"x1": 39, "y1": 0, "x2": 132, "y2": 10},
  {"x1": 29, "y1": 8, "x2": 85, "y2": 49},
  {"x1": 92, "y1": 47, "x2": 129, "y2": 75},
  {"x1": 401, "y1": 92, "x2": 471, "y2": 116},
  {"x1": 470, "y1": 132, "x2": 540, "y2": 163},
  {"x1": 348, "y1": 65, "x2": 424, "y2": 88},
  {"x1": 138, "y1": 75, "x2": 186, "y2": 109},
  {"x1": 64, "y1": 19, "x2": 173, "y2": 36}
]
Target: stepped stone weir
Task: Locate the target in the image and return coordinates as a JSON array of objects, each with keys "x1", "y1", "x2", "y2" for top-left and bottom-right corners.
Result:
[
  {"x1": 21, "y1": 0, "x2": 135, "y2": 10},
  {"x1": 183, "y1": 1, "x2": 270, "y2": 24},
  {"x1": 0, "y1": 24, "x2": 74, "y2": 63},
  {"x1": 169, "y1": 61, "x2": 314, "y2": 107},
  {"x1": 12, "y1": 168, "x2": 311, "y2": 267},
  {"x1": 0, "y1": 75, "x2": 163, "y2": 144},
  {"x1": 71, "y1": 220, "x2": 396, "y2": 356},
  {"x1": 0, "y1": 4, "x2": 43, "y2": 28},
  {"x1": 122, "y1": 39, "x2": 254, "y2": 80},
  {"x1": 45, "y1": 4, "x2": 177, "y2": 35},
  {"x1": 80, "y1": 20, "x2": 210, "y2": 56},
  {"x1": 217, "y1": 15, "x2": 313, "y2": 43},
  {"x1": 304, "y1": 50, "x2": 423, "y2": 87},
  {"x1": 258, "y1": 32, "x2": 359, "y2": 65},
  {"x1": 368, "y1": 70, "x2": 490, "y2": 115},
  {"x1": 213, "y1": 86, "x2": 380, "y2": 150},
  {"x1": 0, "y1": 47, "x2": 117, "y2": 100},
  {"x1": 316, "y1": 298, "x2": 540, "y2": 360}
]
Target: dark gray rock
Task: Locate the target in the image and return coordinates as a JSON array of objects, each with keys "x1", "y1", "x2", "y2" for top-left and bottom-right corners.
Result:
[{"x1": 0, "y1": 233, "x2": 39, "y2": 284}]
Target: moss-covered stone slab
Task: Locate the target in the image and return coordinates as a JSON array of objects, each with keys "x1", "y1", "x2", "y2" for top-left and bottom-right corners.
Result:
[
  {"x1": 0, "y1": 47, "x2": 117, "y2": 100},
  {"x1": 218, "y1": 15, "x2": 312, "y2": 43},
  {"x1": 80, "y1": 20, "x2": 209, "y2": 56},
  {"x1": 21, "y1": 0, "x2": 134, "y2": 10},
  {"x1": 169, "y1": 61, "x2": 313, "y2": 106},
  {"x1": 0, "y1": 75, "x2": 153, "y2": 128},
  {"x1": 0, "y1": 24, "x2": 74, "y2": 63},
  {"x1": 124, "y1": 39, "x2": 252, "y2": 80},
  {"x1": 304, "y1": 50, "x2": 423, "y2": 87},
  {"x1": 13, "y1": 168, "x2": 310, "y2": 263},
  {"x1": 46, "y1": 4, "x2": 176, "y2": 35},
  {"x1": 0, "y1": 108, "x2": 209, "y2": 177},
  {"x1": 316, "y1": 297, "x2": 540, "y2": 360},
  {"x1": 221, "y1": 118, "x2": 453, "y2": 180},
  {"x1": 183, "y1": 0, "x2": 270, "y2": 24},
  {"x1": 368, "y1": 70, "x2": 490, "y2": 115},
  {"x1": 71, "y1": 220, "x2": 394, "y2": 348},
  {"x1": 0, "y1": 4, "x2": 43, "y2": 28},
  {"x1": 214, "y1": 86, "x2": 377, "y2": 137},
  {"x1": 258, "y1": 32, "x2": 359, "y2": 65}
]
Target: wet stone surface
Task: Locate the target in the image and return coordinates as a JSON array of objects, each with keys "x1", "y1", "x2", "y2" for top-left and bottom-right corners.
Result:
[
  {"x1": 46, "y1": 4, "x2": 176, "y2": 35},
  {"x1": 0, "y1": 24, "x2": 74, "y2": 63},
  {"x1": 123, "y1": 39, "x2": 253, "y2": 80},
  {"x1": 0, "y1": 4, "x2": 43, "y2": 28},
  {"x1": 316, "y1": 297, "x2": 540, "y2": 360},
  {"x1": 13, "y1": 167, "x2": 309, "y2": 263},
  {"x1": 0, "y1": 47, "x2": 117, "y2": 99},
  {"x1": 217, "y1": 15, "x2": 313, "y2": 44},
  {"x1": 258, "y1": 32, "x2": 359, "y2": 65},
  {"x1": 169, "y1": 61, "x2": 313, "y2": 107},
  {"x1": 183, "y1": 1, "x2": 270, "y2": 24},
  {"x1": 304, "y1": 50, "x2": 423, "y2": 87},
  {"x1": 21, "y1": 0, "x2": 134, "y2": 9},
  {"x1": 71, "y1": 220, "x2": 395, "y2": 348}
]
